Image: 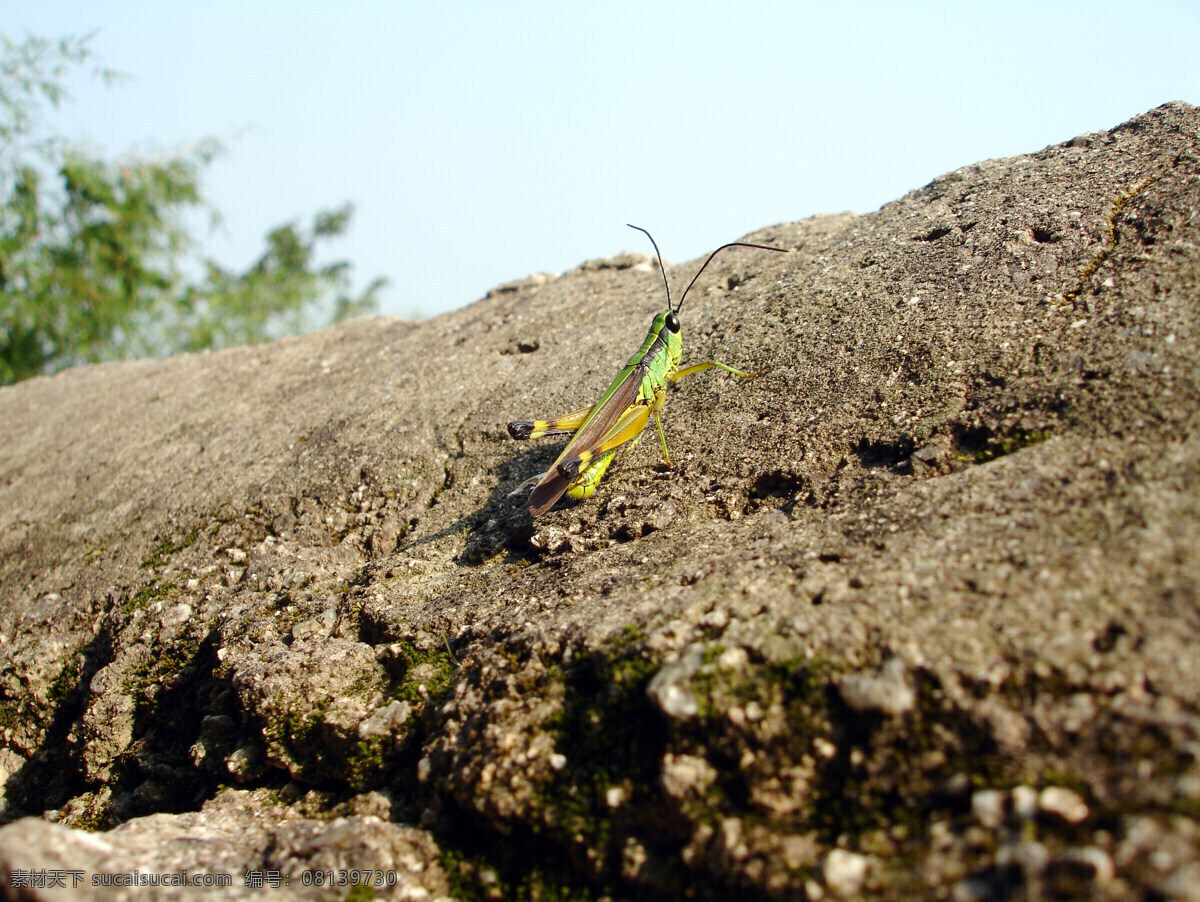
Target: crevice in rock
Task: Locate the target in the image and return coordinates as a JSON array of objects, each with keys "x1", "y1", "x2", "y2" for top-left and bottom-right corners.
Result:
[
  {"x1": 0, "y1": 625, "x2": 115, "y2": 825},
  {"x1": 1064, "y1": 168, "x2": 1166, "y2": 307},
  {"x1": 852, "y1": 434, "x2": 917, "y2": 470}
]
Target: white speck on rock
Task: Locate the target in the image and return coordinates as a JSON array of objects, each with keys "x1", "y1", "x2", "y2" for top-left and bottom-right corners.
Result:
[
  {"x1": 972, "y1": 789, "x2": 1006, "y2": 830},
  {"x1": 1012, "y1": 785, "x2": 1038, "y2": 820},
  {"x1": 656, "y1": 684, "x2": 698, "y2": 719},
  {"x1": 1039, "y1": 786, "x2": 1088, "y2": 823},
  {"x1": 719, "y1": 817, "x2": 748, "y2": 862},
  {"x1": 1063, "y1": 846, "x2": 1115, "y2": 885},
  {"x1": 358, "y1": 700, "x2": 411, "y2": 740},
  {"x1": 162, "y1": 602, "x2": 192, "y2": 629},
  {"x1": 646, "y1": 646, "x2": 704, "y2": 719},
  {"x1": 838, "y1": 658, "x2": 915, "y2": 717},
  {"x1": 823, "y1": 849, "x2": 869, "y2": 897},
  {"x1": 718, "y1": 647, "x2": 749, "y2": 670},
  {"x1": 660, "y1": 753, "x2": 717, "y2": 800},
  {"x1": 814, "y1": 737, "x2": 837, "y2": 758}
]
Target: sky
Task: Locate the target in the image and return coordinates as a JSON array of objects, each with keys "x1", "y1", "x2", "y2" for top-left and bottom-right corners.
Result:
[{"x1": 6, "y1": 1, "x2": 1200, "y2": 319}]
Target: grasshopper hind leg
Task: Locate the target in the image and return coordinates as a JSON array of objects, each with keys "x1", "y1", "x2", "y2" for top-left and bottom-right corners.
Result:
[
  {"x1": 566, "y1": 449, "x2": 618, "y2": 501},
  {"x1": 508, "y1": 405, "x2": 598, "y2": 506},
  {"x1": 507, "y1": 405, "x2": 595, "y2": 441},
  {"x1": 511, "y1": 449, "x2": 622, "y2": 509},
  {"x1": 565, "y1": 430, "x2": 644, "y2": 502}
]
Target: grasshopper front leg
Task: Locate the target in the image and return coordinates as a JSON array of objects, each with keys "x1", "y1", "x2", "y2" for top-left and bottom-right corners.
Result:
[
  {"x1": 655, "y1": 362, "x2": 771, "y2": 465},
  {"x1": 670, "y1": 361, "x2": 773, "y2": 382}
]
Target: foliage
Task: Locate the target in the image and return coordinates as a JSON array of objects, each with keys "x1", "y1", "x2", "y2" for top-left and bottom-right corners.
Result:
[{"x1": 0, "y1": 34, "x2": 385, "y2": 386}]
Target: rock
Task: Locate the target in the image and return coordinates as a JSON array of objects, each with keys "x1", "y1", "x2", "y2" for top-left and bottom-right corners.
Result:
[
  {"x1": 2, "y1": 103, "x2": 1200, "y2": 899},
  {"x1": 971, "y1": 788, "x2": 1006, "y2": 830},
  {"x1": 0, "y1": 789, "x2": 451, "y2": 900},
  {"x1": 823, "y1": 849, "x2": 869, "y2": 897},
  {"x1": 646, "y1": 645, "x2": 704, "y2": 719},
  {"x1": 79, "y1": 690, "x2": 137, "y2": 782},
  {"x1": 357, "y1": 700, "x2": 411, "y2": 739},
  {"x1": 1158, "y1": 862, "x2": 1200, "y2": 902},
  {"x1": 660, "y1": 753, "x2": 717, "y2": 800},
  {"x1": 996, "y1": 839, "x2": 1050, "y2": 880},
  {"x1": 838, "y1": 658, "x2": 916, "y2": 717},
  {"x1": 1039, "y1": 786, "x2": 1089, "y2": 824},
  {"x1": 717, "y1": 646, "x2": 748, "y2": 670},
  {"x1": 225, "y1": 742, "x2": 266, "y2": 782},
  {"x1": 1011, "y1": 785, "x2": 1039, "y2": 821},
  {"x1": 712, "y1": 817, "x2": 749, "y2": 869},
  {"x1": 1060, "y1": 846, "x2": 1115, "y2": 885}
]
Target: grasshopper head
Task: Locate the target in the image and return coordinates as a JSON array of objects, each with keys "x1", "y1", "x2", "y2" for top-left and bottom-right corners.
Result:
[
  {"x1": 647, "y1": 309, "x2": 680, "y2": 339},
  {"x1": 648, "y1": 308, "x2": 684, "y2": 371}
]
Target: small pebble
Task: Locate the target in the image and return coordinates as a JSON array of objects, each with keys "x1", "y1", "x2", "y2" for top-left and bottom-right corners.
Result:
[
  {"x1": 823, "y1": 849, "x2": 868, "y2": 898},
  {"x1": 1012, "y1": 785, "x2": 1039, "y2": 821},
  {"x1": 646, "y1": 647, "x2": 703, "y2": 719},
  {"x1": 971, "y1": 789, "x2": 1006, "y2": 830},
  {"x1": 1039, "y1": 786, "x2": 1088, "y2": 824},
  {"x1": 839, "y1": 658, "x2": 915, "y2": 717},
  {"x1": 718, "y1": 647, "x2": 749, "y2": 670},
  {"x1": 1063, "y1": 846, "x2": 1114, "y2": 884},
  {"x1": 655, "y1": 684, "x2": 698, "y2": 719},
  {"x1": 814, "y1": 738, "x2": 837, "y2": 759}
]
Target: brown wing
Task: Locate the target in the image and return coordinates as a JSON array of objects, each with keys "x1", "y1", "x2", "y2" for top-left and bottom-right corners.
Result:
[{"x1": 526, "y1": 358, "x2": 647, "y2": 517}]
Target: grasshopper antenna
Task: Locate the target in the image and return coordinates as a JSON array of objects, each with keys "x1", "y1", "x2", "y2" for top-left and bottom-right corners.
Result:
[
  {"x1": 627, "y1": 224, "x2": 672, "y2": 311},
  {"x1": 676, "y1": 240, "x2": 789, "y2": 315}
]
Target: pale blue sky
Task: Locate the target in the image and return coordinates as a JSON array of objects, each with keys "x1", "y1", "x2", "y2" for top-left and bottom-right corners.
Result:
[{"x1": 7, "y1": 2, "x2": 1199, "y2": 317}]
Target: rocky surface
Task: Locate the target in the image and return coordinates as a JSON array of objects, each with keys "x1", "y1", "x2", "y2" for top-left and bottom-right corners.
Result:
[{"x1": 1, "y1": 102, "x2": 1199, "y2": 900}]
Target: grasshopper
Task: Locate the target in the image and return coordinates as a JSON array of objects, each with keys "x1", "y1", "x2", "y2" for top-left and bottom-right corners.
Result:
[{"x1": 508, "y1": 224, "x2": 787, "y2": 517}]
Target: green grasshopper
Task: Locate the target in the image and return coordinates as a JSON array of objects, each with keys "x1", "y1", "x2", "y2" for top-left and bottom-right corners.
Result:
[{"x1": 508, "y1": 224, "x2": 787, "y2": 518}]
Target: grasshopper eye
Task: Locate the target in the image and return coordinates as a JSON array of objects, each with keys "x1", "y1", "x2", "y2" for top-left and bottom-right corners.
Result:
[{"x1": 665, "y1": 312, "x2": 680, "y2": 333}]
